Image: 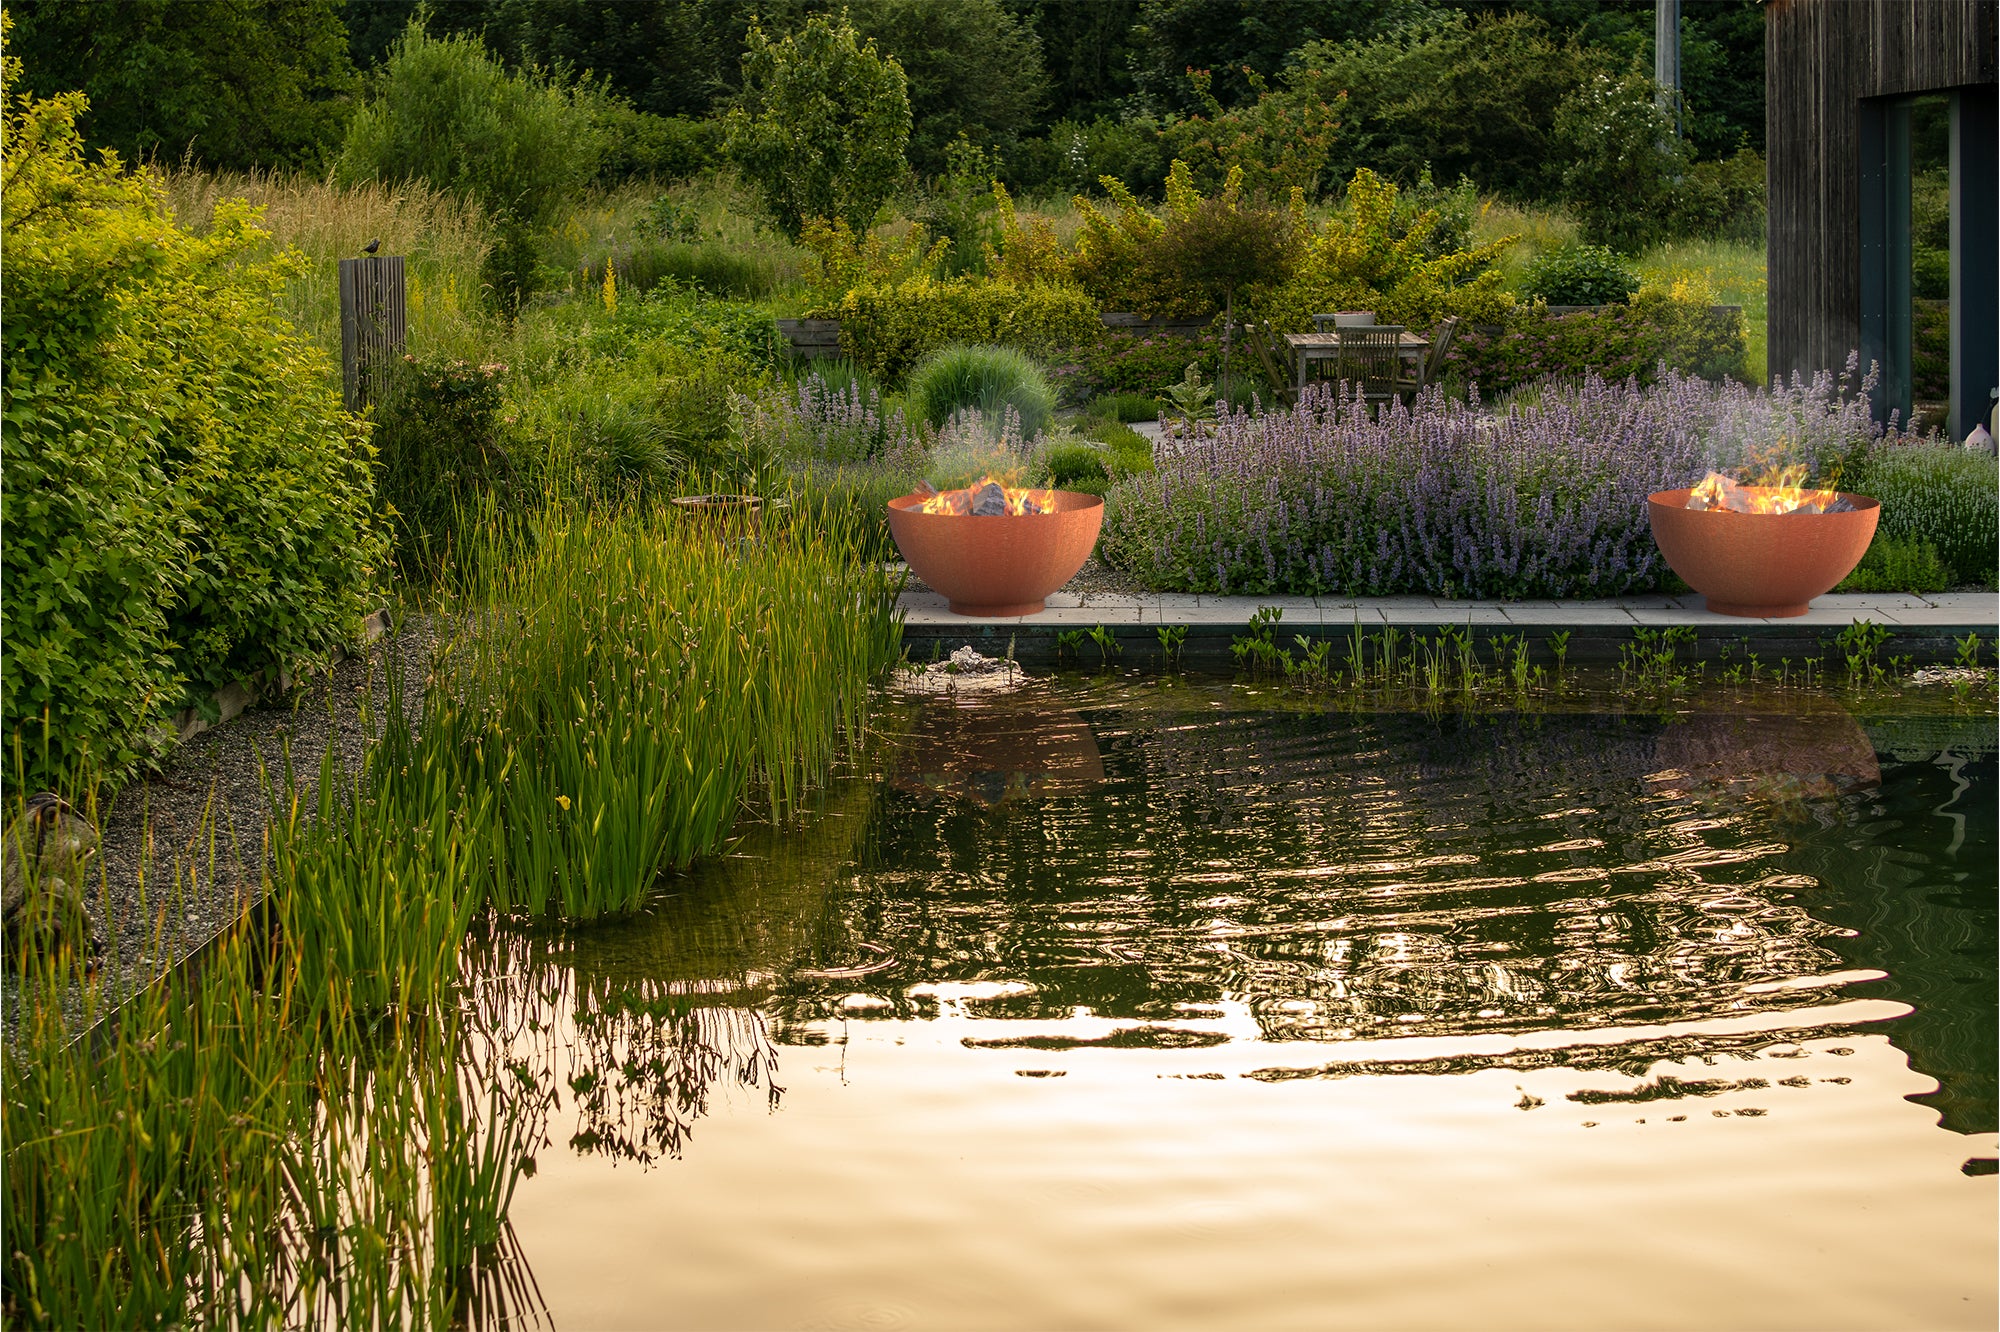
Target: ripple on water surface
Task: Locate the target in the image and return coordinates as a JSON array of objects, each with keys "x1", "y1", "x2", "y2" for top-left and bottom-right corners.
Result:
[{"x1": 486, "y1": 678, "x2": 1996, "y2": 1331}]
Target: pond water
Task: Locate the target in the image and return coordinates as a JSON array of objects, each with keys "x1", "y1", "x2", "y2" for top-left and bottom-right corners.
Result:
[{"x1": 467, "y1": 677, "x2": 1996, "y2": 1331}]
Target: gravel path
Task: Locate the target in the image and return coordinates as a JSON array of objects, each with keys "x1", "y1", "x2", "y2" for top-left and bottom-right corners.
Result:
[{"x1": 3, "y1": 620, "x2": 435, "y2": 1043}]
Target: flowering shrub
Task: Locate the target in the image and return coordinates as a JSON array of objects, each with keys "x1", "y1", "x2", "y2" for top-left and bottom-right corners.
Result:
[
  {"x1": 1846, "y1": 442, "x2": 1998, "y2": 585},
  {"x1": 735, "y1": 372, "x2": 923, "y2": 468},
  {"x1": 1100, "y1": 363, "x2": 1899, "y2": 599}
]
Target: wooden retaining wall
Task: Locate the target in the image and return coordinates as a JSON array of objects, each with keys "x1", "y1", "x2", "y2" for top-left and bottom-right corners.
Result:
[{"x1": 1765, "y1": 0, "x2": 1997, "y2": 386}]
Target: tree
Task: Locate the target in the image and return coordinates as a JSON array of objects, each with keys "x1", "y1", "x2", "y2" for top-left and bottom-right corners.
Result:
[
  {"x1": 1292, "y1": 12, "x2": 1604, "y2": 199},
  {"x1": 336, "y1": 21, "x2": 600, "y2": 229},
  {"x1": 725, "y1": 12, "x2": 910, "y2": 239},
  {"x1": 1005, "y1": 0, "x2": 1142, "y2": 125},
  {"x1": 7, "y1": 0, "x2": 357, "y2": 170},
  {"x1": 1132, "y1": 0, "x2": 1428, "y2": 115},
  {"x1": 1554, "y1": 68, "x2": 1688, "y2": 253},
  {"x1": 1151, "y1": 167, "x2": 1298, "y2": 384},
  {"x1": 843, "y1": 0, "x2": 1046, "y2": 176}
]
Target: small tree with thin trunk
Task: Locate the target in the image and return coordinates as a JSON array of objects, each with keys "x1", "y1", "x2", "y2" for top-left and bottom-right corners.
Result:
[{"x1": 1152, "y1": 191, "x2": 1298, "y2": 388}]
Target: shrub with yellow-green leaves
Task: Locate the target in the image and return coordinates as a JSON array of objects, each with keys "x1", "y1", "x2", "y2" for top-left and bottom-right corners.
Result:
[
  {"x1": 833, "y1": 276, "x2": 1100, "y2": 381},
  {"x1": 3, "y1": 46, "x2": 387, "y2": 791},
  {"x1": 1258, "y1": 169, "x2": 1515, "y2": 332}
]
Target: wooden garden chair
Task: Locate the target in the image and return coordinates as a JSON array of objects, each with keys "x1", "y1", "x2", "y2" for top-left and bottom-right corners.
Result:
[
  {"x1": 1317, "y1": 326, "x2": 1405, "y2": 410},
  {"x1": 1395, "y1": 316, "x2": 1461, "y2": 403}
]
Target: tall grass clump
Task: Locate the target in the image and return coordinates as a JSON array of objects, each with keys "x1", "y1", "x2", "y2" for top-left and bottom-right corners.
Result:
[
  {"x1": 905, "y1": 343, "x2": 1058, "y2": 439},
  {"x1": 1101, "y1": 359, "x2": 1907, "y2": 599},
  {"x1": 1847, "y1": 442, "x2": 1999, "y2": 585},
  {"x1": 3, "y1": 784, "x2": 549, "y2": 1328},
  {"x1": 435, "y1": 499, "x2": 902, "y2": 918},
  {"x1": 161, "y1": 168, "x2": 499, "y2": 369}
]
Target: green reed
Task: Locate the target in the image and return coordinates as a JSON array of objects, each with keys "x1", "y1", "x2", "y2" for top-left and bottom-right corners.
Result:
[{"x1": 438, "y1": 496, "x2": 901, "y2": 918}]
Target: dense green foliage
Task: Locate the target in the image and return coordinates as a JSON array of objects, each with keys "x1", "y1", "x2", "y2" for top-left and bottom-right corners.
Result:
[
  {"x1": 1522, "y1": 243, "x2": 1640, "y2": 306},
  {"x1": 336, "y1": 21, "x2": 599, "y2": 229},
  {"x1": 1448, "y1": 289, "x2": 1748, "y2": 393},
  {"x1": 725, "y1": 12, "x2": 911, "y2": 238},
  {"x1": 7, "y1": 0, "x2": 357, "y2": 169},
  {"x1": 369, "y1": 356, "x2": 519, "y2": 580},
  {"x1": 2, "y1": 59, "x2": 385, "y2": 790},
  {"x1": 832, "y1": 276, "x2": 1100, "y2": 381}
]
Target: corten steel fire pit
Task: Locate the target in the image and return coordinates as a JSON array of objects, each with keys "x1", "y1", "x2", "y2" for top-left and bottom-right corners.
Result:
[
  {"x1": 887, "y1": 490, "x2": 1104, "y2": 617},
  {"x1": 1647, "y1": 486, "x2": 1880, "y2": 618}
]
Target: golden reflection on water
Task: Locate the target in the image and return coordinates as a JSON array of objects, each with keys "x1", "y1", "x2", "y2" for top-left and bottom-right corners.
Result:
[{"x1": 482, "y1": 682, "x2": 1996, "y2": 1330}]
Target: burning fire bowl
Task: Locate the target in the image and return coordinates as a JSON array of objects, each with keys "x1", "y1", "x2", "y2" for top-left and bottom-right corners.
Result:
[
  {"x1": 887, "y1": 490, "x2": 1105, "y2": 617},
  {"x1": 1647, "y1": 487, "x2": 1880, "y2": 618}
]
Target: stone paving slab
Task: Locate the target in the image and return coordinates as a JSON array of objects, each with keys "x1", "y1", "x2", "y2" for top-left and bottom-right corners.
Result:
[
  {"x1": 899, "y1": 590, "x2": 1997, "y2": 667},
  {"x1": 900, "y1": 589, "x2": 1997, "y2": 630}
]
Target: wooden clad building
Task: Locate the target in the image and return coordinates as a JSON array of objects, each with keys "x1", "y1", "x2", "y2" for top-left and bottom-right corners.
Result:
[{"x1": 1766, "y1": 0, "x2": 1998, "y2": 439}]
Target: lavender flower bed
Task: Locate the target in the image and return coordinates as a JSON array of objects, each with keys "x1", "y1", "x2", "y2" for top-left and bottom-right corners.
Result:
[{"x1": 1100, "y1": 362, "x2": 1898, "y2": 599}]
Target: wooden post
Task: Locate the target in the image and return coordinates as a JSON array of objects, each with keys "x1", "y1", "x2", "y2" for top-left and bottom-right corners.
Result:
[{"x1": 339, "y1": 255, "x2": 407, "y2": 411}]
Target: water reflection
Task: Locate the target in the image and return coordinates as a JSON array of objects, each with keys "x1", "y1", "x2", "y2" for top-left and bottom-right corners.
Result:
[
  {"x1": 887, "y1": 688, "x2": 1104, "y2": 807},
  {"x1": 471, "y1": 678, "x2": 1995, "y2": 1329}
]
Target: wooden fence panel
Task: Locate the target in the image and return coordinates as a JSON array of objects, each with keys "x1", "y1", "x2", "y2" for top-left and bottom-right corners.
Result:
[{"x1": 339, "y1": 256, "x2": 407, "y2": 411}]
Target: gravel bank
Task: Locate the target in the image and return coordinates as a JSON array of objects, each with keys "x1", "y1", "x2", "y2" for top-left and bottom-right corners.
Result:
[{"x1": 3, "y1": 619, "x2": 435, "y2": 1043}]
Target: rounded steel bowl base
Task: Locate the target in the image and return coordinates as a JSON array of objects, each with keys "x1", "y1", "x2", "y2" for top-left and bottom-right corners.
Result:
[
  {"x1": 1701, "y1": 598, "x2": 1810, "y2": 619},
  {"x1": 947, "y1": 600, "x2": 1047, "y2": 617}
]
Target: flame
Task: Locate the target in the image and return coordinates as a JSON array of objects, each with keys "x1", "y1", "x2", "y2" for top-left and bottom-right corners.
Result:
[
  {"x1": 917, "y1": 475, "x2": 1057, "y2": 516},
  {"x1": 1686, "y1": 465, "x2": 1844, "y2": 515}
]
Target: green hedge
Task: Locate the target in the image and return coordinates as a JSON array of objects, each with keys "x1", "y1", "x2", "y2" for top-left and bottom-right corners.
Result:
[
  {"x1": 3, "y1": 77, "x2": 386, "y2": 790},
  {"x1": 829, "y1": 277, "x2": 1100, "y2": 381}
]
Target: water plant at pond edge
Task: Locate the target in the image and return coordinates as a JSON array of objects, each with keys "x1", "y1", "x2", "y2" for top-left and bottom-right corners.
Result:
[
  {"x1": 1229, "y1": 608, "x2": 1562, "y2": 708},
  {"x1": 437, "y1": 499, "x2": 902, "y2": 918},
  {"x1": 3, "y1": 859, "x2": 554, "y2": 1329}
]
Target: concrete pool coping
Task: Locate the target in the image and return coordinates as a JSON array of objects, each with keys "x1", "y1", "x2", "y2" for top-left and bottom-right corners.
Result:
[{"x1": 899, "y1": 587, "x2": 1999, "y2": 665}]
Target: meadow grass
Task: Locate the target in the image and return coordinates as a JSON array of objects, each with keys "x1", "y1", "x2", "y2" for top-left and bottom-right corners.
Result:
[
  {"x1": 1633, "y1": 237, "x2": 1769, "y2": 384},
  {"x1": 161, "y1": 168, "x2": 501, "y2": 370}
]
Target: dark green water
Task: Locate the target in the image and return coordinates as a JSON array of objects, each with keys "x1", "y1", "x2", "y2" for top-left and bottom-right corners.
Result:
[{"x1": 474, "y1": 678, "x2": 1996, "y2": 1330}]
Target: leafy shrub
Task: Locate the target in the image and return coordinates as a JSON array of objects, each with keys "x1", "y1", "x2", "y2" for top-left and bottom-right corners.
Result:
[
  {"x1": 726, "y1": 13, "x2": 911, "y2": 238},
  {"x1": 905, "y1": 344, "x2": 1058, "y2": 439},
  {"x1": 1448, "y1": 287, "x2": 1747, "y2": 394},
  {"x1": 1846, "y1": 443, "x2": 1999, "y2": 584},
  {"x1": 1523, "y1": 244, "x2": 1639, "y2": 306},
  {"x1": 1160, "y1": 66, "x2": 1344, "y2": 199},
  {"x1": 371, "y1": 357, "x2": 519, "y2": 579},
  {"x1": 1835, "y1": 536, "x2": 1951, "y2": 594},
  {"x1": 1009, "y1": 115, "x2": 1170, "y2": 198},
  {"x1": 4, "y1": 67, "x2": 386, "y2": 789},
  {"x1": 1044, "y1": 441, "x2": 1111, "y2": 494},
  {"x1": 1673, "y1": 148, "x2": 1767, "y2": 244},
  {"x1": 833, "y1": 277, "x2": 1100, "y2": 380},
  {"x1": 1554, "y1": 70, "x2": 1687, "y2": 254},
  {"x1": 1050, "y1": 330, "x2": 1221, "y2": 404},
  {"x1": 1257, "y1": 168, "x2": 1516, "y2": 333},
  {"x1": 1294, "y1": 13, "x2": 1603, "y2": 201},
  {"x1": 337, "y1": 23, "x2": 599, "y2": 229},
  {"x1": 1100, "y1": 365, "x2": 1898, "y2": 599},
  {"x1": 1086, "y1": 421, "x2": 1155, "y2": 476},
  {"x1": 592, "y1": 107, "x2": 725, "y2": 183}
]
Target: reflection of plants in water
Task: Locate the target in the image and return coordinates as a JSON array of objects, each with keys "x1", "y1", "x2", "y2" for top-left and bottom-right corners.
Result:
[{"x1": 567, "y1": 994, "x2": 783, "y2": 1166}]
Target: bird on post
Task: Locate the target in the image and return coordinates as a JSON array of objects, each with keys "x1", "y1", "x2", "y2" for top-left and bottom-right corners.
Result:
[{"x1": 362, "y1": 238, "x2": 381, "y2": 254}]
